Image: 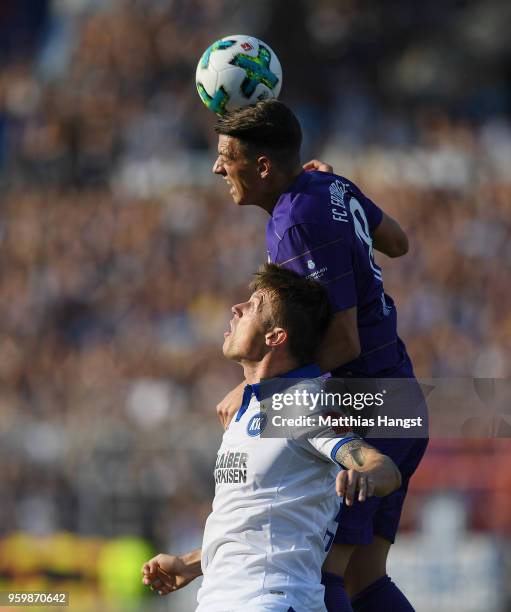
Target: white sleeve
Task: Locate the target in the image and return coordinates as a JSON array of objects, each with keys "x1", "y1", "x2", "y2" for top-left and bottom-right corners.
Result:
[{"x1": 301, "y1": 432, "x2": 360, "y2": 467}]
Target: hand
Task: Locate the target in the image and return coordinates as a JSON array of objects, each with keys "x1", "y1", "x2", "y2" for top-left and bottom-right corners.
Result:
[
  {"x1": 333, "y1": 440, "x2": 402, "y2": 501},
  {"x1": 141, "y1": 553, "x2": 198, "y2": 596},
  {"x1": 303, "y1": 159, "x2": 333, "y2": 173},
  {"x1": 336, "y1": 469, "x2": 375, "y2": 506},
  {"x1": 216, "y1": 382, "x2": 245, "y2": 430}
]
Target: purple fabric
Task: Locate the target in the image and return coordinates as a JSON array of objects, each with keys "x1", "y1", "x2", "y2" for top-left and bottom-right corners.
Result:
[
  {"x1": 351, "y1": 575, "x2": 415, "y2": 612},
  {"x1": 333, "y1": 361, "x2": 428, "y2": 545},
  {"x1": 334, "y1": 435, "x2": 428, "y2": 545},
  {"x1": 267, "y1": 170, "x2": 407, "y2": 377},
  {"x1": 267, "y1": 170, "x2": 427, "y2": 548},
  {"x1": 322, "y1": 571, "x2": 354, "y2": 612}
]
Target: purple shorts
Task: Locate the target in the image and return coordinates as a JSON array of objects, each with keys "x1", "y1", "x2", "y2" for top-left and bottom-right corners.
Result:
[
  {"x1": 333, "y1": 356, "x2": 428, "y2": 545},
  {"x1": 334, "y1": 435, "x2": 428, "y2": 545}
]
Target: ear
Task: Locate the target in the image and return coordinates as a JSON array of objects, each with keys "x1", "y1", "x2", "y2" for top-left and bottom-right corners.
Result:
[
  {"x1": 265, "y1": 327, "x2": 287, "y2": 348},
  {"x1": 257, "y1": 156, "x2": 271, "y2": 179}
]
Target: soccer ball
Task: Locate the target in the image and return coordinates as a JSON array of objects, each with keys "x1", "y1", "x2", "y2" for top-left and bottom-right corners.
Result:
[{"x1": 196, "y1": 35, "x2": 282, "y2": 116}]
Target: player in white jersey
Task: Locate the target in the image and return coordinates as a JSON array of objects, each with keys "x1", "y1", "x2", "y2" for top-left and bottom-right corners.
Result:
[{"x1": 142, "y1": 264, "x2": 401, "y2": 611}]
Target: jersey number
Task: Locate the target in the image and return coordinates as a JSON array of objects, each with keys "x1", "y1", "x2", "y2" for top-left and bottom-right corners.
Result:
[{"x1": 349, "y1": 197, "x2": 382, "y2": 282}]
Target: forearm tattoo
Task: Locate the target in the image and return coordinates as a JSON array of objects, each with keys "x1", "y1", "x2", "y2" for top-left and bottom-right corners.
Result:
[{"x1": 335, "y1": 439, "x2": 366, "y2": 469}]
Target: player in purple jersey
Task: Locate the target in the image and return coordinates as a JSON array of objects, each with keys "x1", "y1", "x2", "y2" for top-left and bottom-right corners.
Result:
[{"x1": 212, "y1": 100, "x2": 427, "y2": 612}]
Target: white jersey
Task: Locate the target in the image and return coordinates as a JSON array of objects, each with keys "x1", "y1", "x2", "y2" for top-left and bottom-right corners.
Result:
[{"x1": 197, "y1": 380, "x2": 357, "y2": 612}]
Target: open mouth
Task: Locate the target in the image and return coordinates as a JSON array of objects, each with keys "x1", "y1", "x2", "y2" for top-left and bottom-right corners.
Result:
[{"x1": 224, "y1": 320, "x2": 234, "y2": 337}]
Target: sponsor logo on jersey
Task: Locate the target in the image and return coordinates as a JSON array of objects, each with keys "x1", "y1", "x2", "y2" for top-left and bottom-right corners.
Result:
[
  {"x1": 247, "y1": 412, "x2": 267, "y2": 436},
  {"x1": 214, "y1": 451, "x2": 248, "y2": 484},
  {"x1": 306, "y1": 265, "x2": 327, "y2": 281},
  {"x1": 307, "y1": 259, "x2": 316, "y2": 270}
]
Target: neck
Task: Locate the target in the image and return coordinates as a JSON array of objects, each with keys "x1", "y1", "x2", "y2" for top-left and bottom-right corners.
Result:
[
  {"x1": 257, "y1": 168, "x2": 302, "y2": 214},
  {"x1": 241, "y1": 353, "x2": 299, "y2": 385}
]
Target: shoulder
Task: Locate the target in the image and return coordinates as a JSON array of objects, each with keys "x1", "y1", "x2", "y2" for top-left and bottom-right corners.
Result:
[
  {"x1": 272, "y1": 172, "x2": 328, "y2": 232},
  {"x1": 287, "y1": 171, "x2": 365, "y2": 224}
]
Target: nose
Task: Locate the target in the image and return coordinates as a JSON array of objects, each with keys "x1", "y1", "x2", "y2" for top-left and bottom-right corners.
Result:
[
  {"x1": 231, "y1": 302, "x2": 243, "y2": 317},
  {"x1": 212, "y1": 157, "x2": 226, "y2": 175}
]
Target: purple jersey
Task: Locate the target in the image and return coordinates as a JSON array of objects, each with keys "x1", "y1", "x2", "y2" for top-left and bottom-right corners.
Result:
[{"x1": 266, "y1": 170, "x2": 409, "y2": 377}]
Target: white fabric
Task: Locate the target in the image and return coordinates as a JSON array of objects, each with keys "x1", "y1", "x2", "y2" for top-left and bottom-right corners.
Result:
[{"x1": 196, "y1": 390, "x2": 354, "y2": 612}]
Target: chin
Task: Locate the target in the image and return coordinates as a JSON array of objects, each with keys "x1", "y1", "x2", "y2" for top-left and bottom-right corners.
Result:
[
  {"x1": 222, "y1": 341, "x2": 236, "y2": 360},
  {"x1": 224, "y1": 349, "x2": 242, "y2": 362},
  {"x1": 223, "y1": 340, "x2": 245, "y2": 362}
]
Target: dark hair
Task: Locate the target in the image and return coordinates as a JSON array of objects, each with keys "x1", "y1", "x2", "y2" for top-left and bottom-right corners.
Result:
[
  {"x1": 214, "y1": 100, "x2": 302, "y2": 170},
  {"x1": 249, "y1": 263, "x2": 332, "y2": 365}
]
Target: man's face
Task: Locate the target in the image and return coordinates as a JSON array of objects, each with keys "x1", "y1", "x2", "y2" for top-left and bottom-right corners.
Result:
[
  {"x1": 223, "y1": 290, "x2": 271, "y2": 362},
  {"x1": 213, "y1": 134, "x2": 260, "y2": 206}
]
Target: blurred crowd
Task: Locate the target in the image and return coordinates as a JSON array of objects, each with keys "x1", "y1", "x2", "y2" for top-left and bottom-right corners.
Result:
[{"x1": 0, "y1": 0, "x2": 510, "y2": 588}]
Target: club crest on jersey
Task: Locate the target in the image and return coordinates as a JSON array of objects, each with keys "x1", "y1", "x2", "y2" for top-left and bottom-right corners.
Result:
[{"x1": 247, "y1": 412, "x2": 267, "y2": 436}]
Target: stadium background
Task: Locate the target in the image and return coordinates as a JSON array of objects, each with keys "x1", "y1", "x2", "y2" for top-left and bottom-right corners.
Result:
[{"x1": 0, "y1": 0, "x2": 510, "y2": 610}]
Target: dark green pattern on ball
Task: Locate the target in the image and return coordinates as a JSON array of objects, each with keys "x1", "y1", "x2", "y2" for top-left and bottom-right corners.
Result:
[
  {"x1": 200, "y1": 39, "x2": 236, "y2": 69},
  {"x1": 229, "y1": 45, "x2": 279, "y2": 98},
  {"x1": 196, "y1": 82, "x2": 230, "y2": 115}
]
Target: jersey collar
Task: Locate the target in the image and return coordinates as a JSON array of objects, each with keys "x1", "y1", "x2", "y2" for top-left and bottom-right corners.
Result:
[
  {"x1": 278, "y1": 363, "x2": 322, "y2": 379},
  {"x1": 234, "y1": 363, "x2": 321, "y2": 422}
]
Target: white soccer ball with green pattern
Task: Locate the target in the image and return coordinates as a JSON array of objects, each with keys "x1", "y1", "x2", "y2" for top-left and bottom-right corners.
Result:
[{"x1": 196, "y1": 35, "x2": 282, "y2": 115}]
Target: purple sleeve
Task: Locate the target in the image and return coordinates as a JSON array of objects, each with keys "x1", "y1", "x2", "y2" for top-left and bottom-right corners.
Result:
[
  {"x1": 274, "y1": 223, "x2": 357, "y2": 312},
  {"x1": 357, "y1": 191, "x2": 383, "y2": 234}
]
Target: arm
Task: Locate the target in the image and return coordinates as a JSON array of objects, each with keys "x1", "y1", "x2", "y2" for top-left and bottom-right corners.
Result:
[
  {"x1": 314, "y1": 307, "x2": 360, "y2": 373},
  {"x1": 372, "y1": 212, "x2": 409, "y2": 258},
  {"x1": 334, "y1": 438, "x2": 402, "y2": 506},
  {"x1": 142, "y1": 549, "x2": 202, "y2": 596}
]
